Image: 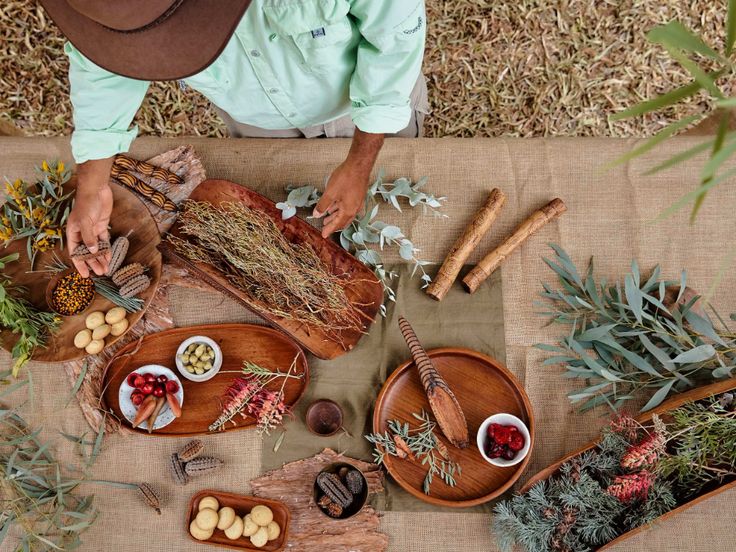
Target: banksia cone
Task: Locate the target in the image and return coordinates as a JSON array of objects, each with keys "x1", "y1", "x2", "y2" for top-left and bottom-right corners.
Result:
[
  {"x1": 71, "y1": 239, "x2": 111, "y2": 261},
  {"x1": 178, "y1": 439, "x2": 205, "y2": 462},
  {"x1": 317, "y1": 495, "x2": 343, "y2": 518},
  {"x1": 137, "y1": 483, "x2": 161, "y2": 514},
  {"x1": 184, "y1": 456, "x2": 224, "y2": 477},
  {"x1": 606, "y1": 471, "x2": 655, "y2": 502},
  {"x1": 119, "y1": 274, "x2": 151, "y2": 298},
  {"x1": 345, "y1": 470, "x2": 364, "y2": 495},
  {"x1": 621, "y1": 432, "x2": 665, "y2": 470},
  {"x1": 316, "y1": 472, "x2": 353, "y2": 508},
  {"x1": 169, "y1": 452, "x2": 188, "y2": 485},
  {"x1": 112, "y1": 263, "x2": 145, "y2": 286},
  {"x1": 106, "y1": 236, "x2": 130, "y2": 276}
]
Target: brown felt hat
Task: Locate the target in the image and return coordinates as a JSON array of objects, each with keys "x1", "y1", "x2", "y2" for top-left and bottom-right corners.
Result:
[{"x1": 40, "y1": 0, "x2": 252, "y2": 81}]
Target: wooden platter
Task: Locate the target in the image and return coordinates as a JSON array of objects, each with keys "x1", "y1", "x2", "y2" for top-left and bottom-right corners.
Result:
[
  {"x1": 102, "y1": 324, "x2": 309, "y2": 436},
  {"x1": 158, "y1": 179, "x2": 384, "y2": 360},
  {"x1": 0, "y1": 180, "x2": 161, "y2": 363},
  {"x1": 186, "y1": 489, "x2": 290, "y2": 552},
  {"x1": 372, "y1": 347, "x2": 534, "y2": 507},
  {"x1": 520, "y1": 377, "x2": 736, "y2": 551}
]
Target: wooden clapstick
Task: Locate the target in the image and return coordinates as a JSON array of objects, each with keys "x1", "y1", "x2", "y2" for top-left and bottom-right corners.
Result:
[
  {"x1": 426, "y1": 188, "x2": 506, "y2": 301},
  {"x1": 110, "y1": 165, "x2": 178, "y2": 212},
  {"x1": 114, "y1": 153, "x2": 183, "y2": 185},
  {"x1": 463, "y1": 198, "x2": 566, "y2": 293},
  {"x1": 398, "y1": 316, "x2": 469, "y2": 449}
]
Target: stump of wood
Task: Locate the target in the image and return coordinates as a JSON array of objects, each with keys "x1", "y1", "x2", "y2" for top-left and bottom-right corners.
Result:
[{"x1": 250, "y1": 449, "x2": 389, "y2": 552}]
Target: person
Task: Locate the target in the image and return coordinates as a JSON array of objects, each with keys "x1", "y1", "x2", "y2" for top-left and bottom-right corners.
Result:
[{"x1": 40, "y1": 0, "x2": 428, "y2": 277}]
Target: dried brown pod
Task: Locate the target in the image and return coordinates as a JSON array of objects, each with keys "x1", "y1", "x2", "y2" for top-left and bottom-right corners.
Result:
[
  {"x1": 169, "y1": 452, "x2": 188, "y2": 485},
  {"x1": 178, "y1": 439, "x2": 205, "y2": 462},
  {"x1": 71, "y1": 239, "x2": 111, "y2": 261},
  {"x1": 317, "y1": 495, "x2": 343, "y2": 518},
  {"x1": 345, "y1": 470, "x2": 364, "y2": 495},
  {"x1": 112, "y1": 263, "x2": 145, "y2": 286},
  {"x1": 392, "y1": 434, "x2": 416, "y2": 461},
  {"x1": 119, "y1": 274, "x2": 151, "y2": 298},
  {"x1": 137, "y1": 482, "x2": 161, "y2": 515},
  {"x1": 184, "y1": 456, "x2": 224, "y2": 477},
  {"x1": 398, "y1": 316, "x2": 469, "y2": 449},
  {"x1": 105, "y1": 236, "x2": 130, "y2": 277},
  {"x1": 338, "y1": 466, "x2": 349, "y2": 479},
  {"x1": 316, "y1": 472, "x2": 353, "y2": 508}
]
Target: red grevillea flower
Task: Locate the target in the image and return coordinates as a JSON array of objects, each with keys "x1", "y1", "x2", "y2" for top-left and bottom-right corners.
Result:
[
  {"x1": 248, "y1": 389, "x2": 287, "y2": 435},
  {"x1": 621, "y1": 431, "x2": 666, "y2": 470},
  {"x1": 609, "y1": 413, "x2": 639, "y2": 442},
  {"x1": 606, "y1": 471, "x2": 655, "y2": 502},
  {"x1": 208, "y1": 376, "x2": 262, "y2": 432}
]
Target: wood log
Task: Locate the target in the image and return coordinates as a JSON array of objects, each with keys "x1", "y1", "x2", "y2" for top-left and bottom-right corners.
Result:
[
  {"x1": 426, "y1": 188, "x2": 506, "y2": 301},
  {"x1": 250, "y1": 449, "x2": 388, "y2": 552},
  {"x1": 398, "y1": 316, "x2": 469, "y2": 448},
  {"x1": 463, "y1": 198, "x2": 566, "y2": 293}
]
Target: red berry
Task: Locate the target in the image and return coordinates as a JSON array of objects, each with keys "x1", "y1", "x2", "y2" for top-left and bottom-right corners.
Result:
[
  {"x1": 130, "y1": 391, "x2": 144, "y2": 406},
  {"x1": 487, "y1": 443, "x2": 504, "y2": 459},
  {"x1": 144, "y1": 373, "x2": 156, "y2": 383},
  {"x1": 487, "y1": 423, "x2": 503, "y2": 439},
  {"x1": 165, "y1": 380, "x2": 180, "y2": 394},
  {"x1": 133, "y1": 375, "x2": 146, "y2": 389},
  {"x1": 153, "y1": 385, "x2": 165, "y2": 398},
  {"x1": 509, "y1": 432, "x2": 525, "y2": 452},
  {"x1": 157, "y1": 374, "x2": 168, "y2": 383},
  {"x1": 494, "y1": 426, "x2": 512, "y2": 445},
  {"x1": 126, "y1": 372, "x2": 139, "y2": 387},
  {"x1": 141, "y1": 382, "x2": 154, "y2": 395},
  {"x1": 502, "y1": 447, "x2": 516, "y2": 461},
  {"x1": 508, "y1": 425, "x2": 519, "y2": 434}
]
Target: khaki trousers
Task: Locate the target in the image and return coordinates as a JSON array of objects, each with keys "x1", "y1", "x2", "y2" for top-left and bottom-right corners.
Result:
[{"x1": 216, "y1": 75, "x2": 429, "y2": 139}]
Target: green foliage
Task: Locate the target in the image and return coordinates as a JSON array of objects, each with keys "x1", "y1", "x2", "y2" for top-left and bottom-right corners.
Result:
[
  {"x1": 276, "y1": 169, "x2": 446, "y2": 314},
  {"x1": 537, "y1": 244, "x2": 736, "y2": 412},
  {"x1": 608, "y1": 5, "x2": 736, "y2": 222},
  {"x1": 0, "y1": 254, "x2": 60, "y2": 377}
]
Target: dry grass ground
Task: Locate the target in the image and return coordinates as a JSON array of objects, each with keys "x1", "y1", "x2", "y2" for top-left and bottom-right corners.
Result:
[{"x1": 0, "y1": 1, "x2": 730, "y2": 138}]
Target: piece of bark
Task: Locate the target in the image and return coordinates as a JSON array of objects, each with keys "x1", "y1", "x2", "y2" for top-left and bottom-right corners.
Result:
[
  {"x1": 250, "y1": 449, "x2": 388, "y2": 552},
  {"x1": 426, "y1": 188, "x2": 506, "y2": 301},
  {"x1": 398, "y1": 316, "x2": 469, "y2": 449},
  {"x1": 463, "y1": 197, "x2": 566, "y2": 293}
]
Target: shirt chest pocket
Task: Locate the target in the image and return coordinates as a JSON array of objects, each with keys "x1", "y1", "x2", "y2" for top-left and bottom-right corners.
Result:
[{"x1": 263, "y1": 0, "x2": 356, "y2": 71}]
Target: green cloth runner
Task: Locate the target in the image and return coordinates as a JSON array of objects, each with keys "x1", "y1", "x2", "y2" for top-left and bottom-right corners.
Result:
[{"x1": 261, "y1": 265, "x2": 505, "y2": 513}]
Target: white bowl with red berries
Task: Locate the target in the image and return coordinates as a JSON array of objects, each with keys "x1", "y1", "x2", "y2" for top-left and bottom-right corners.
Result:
[
  {"x1": 119, "y1": 365, "x2": 184, "y2": 431},
  {"x1": 477, "y1": 413, "x2": 531, "y2": 467}
]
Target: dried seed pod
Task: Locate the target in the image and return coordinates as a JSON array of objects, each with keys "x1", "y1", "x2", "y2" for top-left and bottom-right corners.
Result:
[
  {"x1": 71, "y1": 239, "x2": 111, "y2": 261},
  {"x1": 345, "y1": 470, "x2": 364, "y2": 495},
  {"x1": 316, "y1": 472, "x2": 353, "y2": 508},
  {"x1": 112, "y1": 263, "x2": 145, "y2": 286},
  {"x1": 106, "y1": 236, "x2": 130, "y2": 276},
  {"x1": 119, "y1": 274, "x2": 151, "y2": 298},
  {"x1": 338, "y1": 467, "x2": 349, "y2": 479},
  {"x1": 178, "y1": 439, "x2": 205, "y2": 462},
  {"x1": 137, "y1": 482, "x2": 161, "y2": 514},
  {"x1": 169, "y1": 452, "x2": 188, "y2": 485},
  {"x1": 184, "y1": 456, "x2": 224, "y2": 477},
  {"x1": 317, "y1": 494, "x2": 343, "y2": 518}
]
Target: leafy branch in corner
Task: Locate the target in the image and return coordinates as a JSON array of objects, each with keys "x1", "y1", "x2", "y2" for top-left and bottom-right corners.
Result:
[{"x1": 536, "y1": 244, "x2": 736, "y2": 412}]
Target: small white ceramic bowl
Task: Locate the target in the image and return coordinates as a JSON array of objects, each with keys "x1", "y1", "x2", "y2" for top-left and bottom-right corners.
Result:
[
  {"x1": 477, "y1": 413, "x2": 531, "y2": 467},
  {"x1": 118, "y1": 365, "x2": 184, "y2": 431},
  {"x1": 175, "y1": 335, "x2": 223, "y2": 382}
]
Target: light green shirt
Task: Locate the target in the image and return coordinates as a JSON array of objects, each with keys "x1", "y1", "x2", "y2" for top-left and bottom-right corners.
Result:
[{"x1": 65, "y1": 0, "x2": 426, "y2": 163}]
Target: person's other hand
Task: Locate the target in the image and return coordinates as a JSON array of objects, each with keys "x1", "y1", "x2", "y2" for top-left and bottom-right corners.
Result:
[
  {"x1": 66, "y1": 159, "x2": 114, "y2": 277},
  {"x1": 312, "y1": 161, "x2": 370, "y2": 238}
]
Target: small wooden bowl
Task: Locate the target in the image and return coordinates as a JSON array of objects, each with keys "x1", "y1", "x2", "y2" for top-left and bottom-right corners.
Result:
[
  {"x1": 186, "y1": 490, "x2": 290, "y2": 551},
  {"x1": 45, "y1": 268, "x2": 95, "y2": 317},
  {"x1": 313, "y1": 462, "x2": 368, "y2": 520},
  {"x1": 305, "y1": 399, "x2": 343, "y2": 436}
]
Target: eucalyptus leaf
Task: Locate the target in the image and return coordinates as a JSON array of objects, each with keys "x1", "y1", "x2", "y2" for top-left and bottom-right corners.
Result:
[
  {"x1": 672, "y1": 344, "x2": 716, "y2": 364},
  {"x1": 640, "y1": 379, "x2": 676, "y2": 412}
]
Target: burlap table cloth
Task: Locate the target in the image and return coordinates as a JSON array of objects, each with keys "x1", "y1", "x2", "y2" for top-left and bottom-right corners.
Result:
[{"x1": 1, "y1": 136, "x2": 735, "y2": 551}]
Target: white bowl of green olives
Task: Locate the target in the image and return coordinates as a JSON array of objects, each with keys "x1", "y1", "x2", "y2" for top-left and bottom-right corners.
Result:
[{"x1": 175, "y1": 336, "x2": 222, "y2": 382}]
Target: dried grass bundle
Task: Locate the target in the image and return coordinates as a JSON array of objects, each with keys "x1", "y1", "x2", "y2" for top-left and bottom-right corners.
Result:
[{"x1": 168, "y1": 201, "x2": 363, "y2": 335}]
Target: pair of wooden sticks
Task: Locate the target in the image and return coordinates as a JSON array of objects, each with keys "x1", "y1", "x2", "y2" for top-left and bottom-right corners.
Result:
[
  {"x1": 426, "y1": 190, "x2": 567, "y2": 301},
  {"x1": 111, "y1": 154, "x2": 183, "y2": 212}
]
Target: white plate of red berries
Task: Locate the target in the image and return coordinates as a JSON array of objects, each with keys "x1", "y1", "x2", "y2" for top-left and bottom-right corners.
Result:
[
  {"x1": 118, "y1": 365, "x2": 184, "y2": 431},
  {"x1": 477, "y1": 413, "x2": 531, "y2": 467}
]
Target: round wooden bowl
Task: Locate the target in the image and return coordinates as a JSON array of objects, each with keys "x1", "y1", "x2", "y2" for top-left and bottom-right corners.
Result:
[
  {"x1": 44, "y1": 268, "x2": 95, "y2": 317},
  {"x1": 313, "y1": 462, "x2": 368, "y2": 519},
  {"x1": 0, "y1": 179, "x2": 162, "y2": 363},
  {"x1": 373, "y1": 347, "x2": 535, "y2": 507}
]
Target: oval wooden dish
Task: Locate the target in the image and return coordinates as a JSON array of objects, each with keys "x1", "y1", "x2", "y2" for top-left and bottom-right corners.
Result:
[
  {"x1": 186, "y1": 490, "x2": 290, "y2": 552},
  {"x1": 158, "y1": 179, "x2": 384, "y2": 360},
  {"x1": 0, "y1": 180, "x2": 161, "y2": 363},
  {"x1": 373, "y1": 347, "x2": 535, "y2": 507},
  {"x1": 520, "y1": 378, "x2": 736, "y2": 551},
  {"x1": 101, "y1": 324, "x2": 309, "y2": 436}
]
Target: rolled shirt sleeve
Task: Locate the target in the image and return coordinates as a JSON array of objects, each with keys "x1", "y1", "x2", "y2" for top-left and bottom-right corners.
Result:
[
  {"x1": 348, "y1": 0, "x2": 426, "y2": 134},
  {"x1": 65, "y1": 42, "x2": 149, "y2": 163}
]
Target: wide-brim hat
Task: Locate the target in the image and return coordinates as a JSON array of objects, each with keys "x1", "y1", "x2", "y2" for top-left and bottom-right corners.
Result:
[{"x1": 40, "y1": 0, "x2": 252, "y2": 81}]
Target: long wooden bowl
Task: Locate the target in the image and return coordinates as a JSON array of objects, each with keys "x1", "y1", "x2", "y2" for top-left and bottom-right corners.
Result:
[
  {"x1": 158, "y1": 179, "x2": 384, "y2": 360},
  {"x1": 520, "y1": 378, "x2": 736, "y2": 550},
  {"x1": 101, "y1": 324, "x2": 309, "y2": 437},
  {"x1": 373, "y1": 347, "x2": 535, "y2": 507},
  {"x1": 0, "y1": 179, "x2": 161, "y2": 363}
]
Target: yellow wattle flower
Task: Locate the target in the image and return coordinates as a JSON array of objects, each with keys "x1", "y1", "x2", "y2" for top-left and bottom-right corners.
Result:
[
  {"x1": 41, "y1": 160, "x2": 50, "y2": 172},
  {"x1": 57, "y1": 161, "x2": 65, "y2": 173}
]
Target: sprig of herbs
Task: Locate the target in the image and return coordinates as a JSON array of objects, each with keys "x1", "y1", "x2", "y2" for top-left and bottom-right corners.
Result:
[
  {"x1": 365, "y1": 409, "x2": 461, "y2": 494},
  {"x1": 536, "y1": 244, "x2": 736, "y2": 412}
]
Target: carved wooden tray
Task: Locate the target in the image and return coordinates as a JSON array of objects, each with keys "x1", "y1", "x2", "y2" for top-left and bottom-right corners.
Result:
[
  {"x1": 373, "y1": 347, "x2": 535, "y2": 507},
  {"x1": 0, "y1": 180, "x2": 161, "y2": 363},
  {"x1": 186, "y1": 489, "x2": 290, "y2": 552},
  {"x1": 102, "y1": 324, "x2": 309, "y2": 436},
  {"x1": 158, "y1": 179, "x2": 383, "y2": 360},
  {"x1": 520, "y1": 377, "x2": 736, "y2": 551}
]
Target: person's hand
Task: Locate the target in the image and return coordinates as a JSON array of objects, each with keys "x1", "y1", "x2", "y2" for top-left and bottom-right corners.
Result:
[
  {"x1": 312, "y1": 161, "x2": 370, "y2": 238},
  {"x1": 66, "y1": 159, "x2": 114, "y2": 277}
]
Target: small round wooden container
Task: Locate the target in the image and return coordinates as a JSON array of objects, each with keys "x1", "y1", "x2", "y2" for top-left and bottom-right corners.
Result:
[
  {"x1": 305, "y1": 399, "x2": 343, "y2": 437},
  {"x1": 313, "y1": 462, "x2": 368, "y2": 520},
  {"x1": 45, "y1": 268, "x2": 95, "y2": 317}
]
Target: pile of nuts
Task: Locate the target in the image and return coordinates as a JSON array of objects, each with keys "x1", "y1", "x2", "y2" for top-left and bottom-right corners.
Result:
[{"x1": 73, "y1": 307, "x2": 129, "y2": 354}]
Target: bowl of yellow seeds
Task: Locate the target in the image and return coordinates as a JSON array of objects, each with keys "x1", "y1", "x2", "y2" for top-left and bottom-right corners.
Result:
[
  {"x1": 175, "y1": 336, "x2": 222, "y2": 382},
  {"x1": 46, "y1": 269, "x2": 96, "y2": 317}
]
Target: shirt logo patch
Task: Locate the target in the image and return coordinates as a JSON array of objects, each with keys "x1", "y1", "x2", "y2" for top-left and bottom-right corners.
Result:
[{"x1": 311, "y1": 27, "x2": 326, "y2": 38}]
